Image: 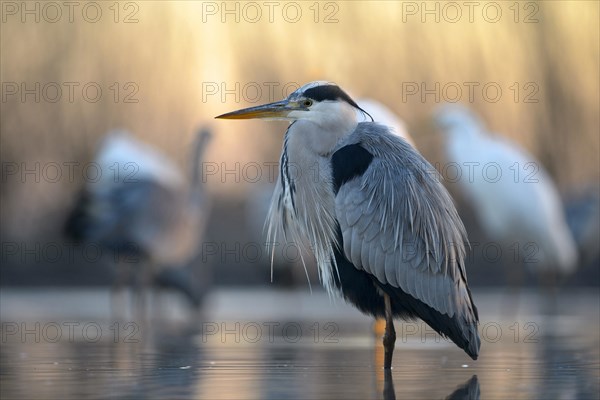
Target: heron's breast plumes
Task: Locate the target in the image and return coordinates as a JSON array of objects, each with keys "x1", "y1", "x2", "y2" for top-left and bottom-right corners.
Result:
[{"x1": 265, "y1": 123, "x2": 342, "y2": 297}]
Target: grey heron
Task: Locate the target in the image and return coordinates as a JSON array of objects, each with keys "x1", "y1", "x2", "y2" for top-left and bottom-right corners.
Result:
[
  {"x1": 434, "y1": 105, "x2": 578, "y2": 282},
  {"x1": 65, "y1": 128, "x2": 212, "y2": 314},
  {"x1": 217, "y1": 81, "x2": 480, "y2": 368}
]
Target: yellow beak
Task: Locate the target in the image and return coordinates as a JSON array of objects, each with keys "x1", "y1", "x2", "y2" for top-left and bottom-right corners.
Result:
[{"x1": 215, "y1": 100, "x2": 294, "y2": 120}]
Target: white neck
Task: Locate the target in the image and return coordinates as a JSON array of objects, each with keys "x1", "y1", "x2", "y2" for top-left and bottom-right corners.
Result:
[{"x1": 288, "y1": 101, "x2": 358, "y2": 156}]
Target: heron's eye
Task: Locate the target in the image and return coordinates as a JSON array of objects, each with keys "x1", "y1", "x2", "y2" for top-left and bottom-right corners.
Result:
[{"x1": 303, "y1": 99, "x2": 313, "y2": 107}]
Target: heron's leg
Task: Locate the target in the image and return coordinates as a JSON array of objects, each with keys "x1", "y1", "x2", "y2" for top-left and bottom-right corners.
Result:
[
  {"x1": 383, "y1": 368, "x2": 396, "y2": 400},
  {"x1": 133, "y1": 266, "x2": 151, "y2": 325},
  {"x1": 503, "y1": 260, "x2": 524, "y2": 318},
  {"x1": 111, "y1": 263, "x2": 128, "y2": 321},
  {"x1": 540, "y1": 269, "x2": 559, "y2": 316},
  {"x1": 383, "y1": 293, "x2": 396, "y2": 369}
]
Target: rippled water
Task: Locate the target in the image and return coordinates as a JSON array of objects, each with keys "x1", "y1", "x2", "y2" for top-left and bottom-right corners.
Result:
[{"x1": 1, "y1": 289, "x2": 598, "y2": 399}]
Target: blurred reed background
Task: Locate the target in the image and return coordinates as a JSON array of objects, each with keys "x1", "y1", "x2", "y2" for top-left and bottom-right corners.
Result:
[{"x1": 1, "y1": 1, "x2": 598, "y2": 288}]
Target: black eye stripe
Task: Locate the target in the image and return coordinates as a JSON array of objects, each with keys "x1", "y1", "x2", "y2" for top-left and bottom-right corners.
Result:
[
  {"x1": 303, "y1": 85, "x2": 359, "y2": 108},
  {"x1": 302, "y1": 84, "x2": 373, "y2": 121}
]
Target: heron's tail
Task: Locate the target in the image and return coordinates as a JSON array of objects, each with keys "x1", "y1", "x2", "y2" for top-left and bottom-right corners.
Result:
[{"x1": 388, "y1": 280, "x2": 480, "y2": 360}]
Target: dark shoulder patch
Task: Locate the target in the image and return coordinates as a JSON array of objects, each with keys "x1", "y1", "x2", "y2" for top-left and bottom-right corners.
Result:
[
  {"x1": 331, "y1": 144, "x2": 374, "y2": 194},
  {"x1": 304, "y1": 85, "x2": 361, "y2": 109}
]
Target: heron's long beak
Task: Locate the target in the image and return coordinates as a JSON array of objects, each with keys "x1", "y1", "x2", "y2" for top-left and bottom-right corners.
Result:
[{"x1": 215, "y1": 100, "x2": 294, "y2": 120}]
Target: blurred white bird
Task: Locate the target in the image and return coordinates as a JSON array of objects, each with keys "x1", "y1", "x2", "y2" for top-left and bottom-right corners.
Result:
[
  {"x1": 357, "y1": 98, "x2": 416, "y2": 147},
  {"x1": 434, "y1": 105, "x2": 577, "y2": 280},
  {"x1": 65, "y1": 128, "x2": 212, "y2": 315}
]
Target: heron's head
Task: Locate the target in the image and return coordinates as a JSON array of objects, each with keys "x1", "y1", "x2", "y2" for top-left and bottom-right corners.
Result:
[
  {"x1": 216, "y1": 81, "x2": 372, "y2": 131},
  {"x1": 433, "y1": 104, "x2": 484, "y2": 136}
]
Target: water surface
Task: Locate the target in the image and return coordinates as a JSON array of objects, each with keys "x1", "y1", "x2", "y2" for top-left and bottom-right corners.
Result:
[{"x1": 1, "y1": 289, "x2": 598, "y2": 399}]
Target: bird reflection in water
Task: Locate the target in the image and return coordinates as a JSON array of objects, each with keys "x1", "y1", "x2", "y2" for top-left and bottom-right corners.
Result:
[{"x1": 382, "y1": 373, "x2": 480, "y2": 400}]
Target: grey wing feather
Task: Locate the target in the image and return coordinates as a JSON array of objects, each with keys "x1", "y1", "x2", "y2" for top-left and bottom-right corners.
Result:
[
  {"x1": 384, "y1": 252, "x2": 398, "y2": 287},
  {"x1": 335, "y1": 124, "x2": 476, "y2": 323}
]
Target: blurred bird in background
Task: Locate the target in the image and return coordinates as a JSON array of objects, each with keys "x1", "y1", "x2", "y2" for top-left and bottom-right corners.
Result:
[
  {"x1": 564, "y1": 186, "x2": 600, "y2": 272},
  {"x1": 434, "y1": 105, "x2": 578, "y2": 297},
  {"x1": 64, "y1": 128, "x2": 212, "y2": 318},
  {"x1": 357, "y1": 98, "x2": 415, "y2": 147}
]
